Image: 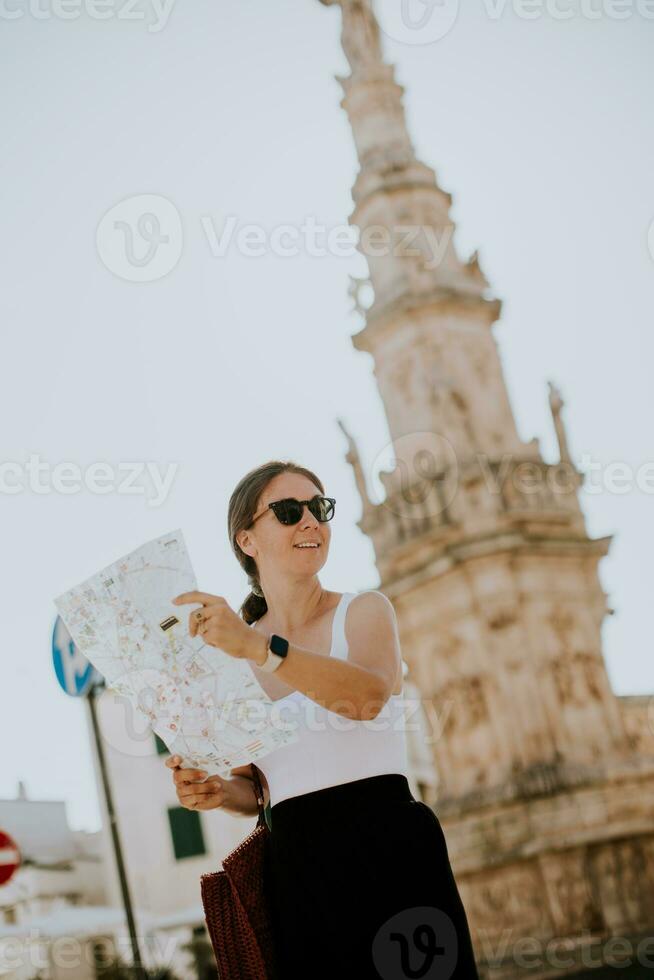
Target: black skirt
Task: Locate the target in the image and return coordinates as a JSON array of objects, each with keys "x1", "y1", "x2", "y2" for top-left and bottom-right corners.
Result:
[{"x1": 265, "y1": 773, "x2": 480, "y2": 979}]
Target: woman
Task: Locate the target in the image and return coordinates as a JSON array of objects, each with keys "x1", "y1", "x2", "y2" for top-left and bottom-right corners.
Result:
[{"x1": 166, "y1": 459, "x2": 479, "y2": 979}]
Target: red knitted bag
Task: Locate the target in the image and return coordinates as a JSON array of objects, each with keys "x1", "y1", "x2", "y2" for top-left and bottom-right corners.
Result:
[{"x1": 200, "y1": 765, "x2": 279, "y2": 979}]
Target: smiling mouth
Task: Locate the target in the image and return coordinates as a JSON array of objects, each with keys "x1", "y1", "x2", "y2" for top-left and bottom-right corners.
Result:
[{"x1": 293, "y1": 544, "x2": 321, "y2": 549}]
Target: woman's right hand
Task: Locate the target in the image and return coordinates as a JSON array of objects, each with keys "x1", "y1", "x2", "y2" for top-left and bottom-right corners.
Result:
[{"x1": 165, "y1": 754, "x2": 227, "y2": 811}]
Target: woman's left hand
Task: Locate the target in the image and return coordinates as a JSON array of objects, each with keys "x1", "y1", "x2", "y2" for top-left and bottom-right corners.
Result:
[{"x1": 171, "y1": 591, "x2": 267, "y2": 664}]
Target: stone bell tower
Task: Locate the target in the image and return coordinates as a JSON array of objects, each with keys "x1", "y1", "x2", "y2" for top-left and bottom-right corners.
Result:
[{"x1": 321, "y1": 0, "x2": 654, "y2": 973}]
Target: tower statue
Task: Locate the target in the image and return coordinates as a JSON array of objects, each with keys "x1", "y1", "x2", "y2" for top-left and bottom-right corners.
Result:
[
  {"x1": 548, "y1": 379, "x2": 573, "y2": 465},
  {"x1": 319, "y1": 0, "x2": 384, "y2": 74}
]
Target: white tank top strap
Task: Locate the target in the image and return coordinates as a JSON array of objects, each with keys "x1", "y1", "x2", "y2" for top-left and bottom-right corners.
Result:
[{"x1": 329, "y1": 591, "x2": 357, "y2": 660}]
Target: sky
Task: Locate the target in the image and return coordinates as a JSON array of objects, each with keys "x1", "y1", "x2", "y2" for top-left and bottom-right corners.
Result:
[{"x1": 1, "y1": 0, "x2": 652, "y2": 833}]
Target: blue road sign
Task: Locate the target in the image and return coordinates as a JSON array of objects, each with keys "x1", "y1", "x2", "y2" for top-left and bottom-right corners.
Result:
[{"x1": 52, "y1": 615, "x2": 102, "y2": 697}]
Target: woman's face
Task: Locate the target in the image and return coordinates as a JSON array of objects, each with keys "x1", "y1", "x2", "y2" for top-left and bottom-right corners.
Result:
[{"x1": 239, "y1": 472, "x2": 331, "y2": 583}]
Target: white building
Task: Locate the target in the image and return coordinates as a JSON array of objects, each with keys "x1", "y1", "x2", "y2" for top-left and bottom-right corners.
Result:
[
  {"x1": 0, "y1": 782, "x2": 121, "y2": 980},
  {"x1": 0, "y1": 687, "x2": 254, "y2": 980},
  {"x1": 84, "y1": 684, "x2": 255, "y2": 980}
]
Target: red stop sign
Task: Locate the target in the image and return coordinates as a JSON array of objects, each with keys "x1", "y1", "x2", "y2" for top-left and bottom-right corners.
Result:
[{"x1": 0, "y1": 831, "x2": 21, "y2": 886}]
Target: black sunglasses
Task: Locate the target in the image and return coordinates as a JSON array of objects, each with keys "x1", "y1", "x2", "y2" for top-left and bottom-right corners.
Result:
[{"x1": 250, "y1": 495, "x2": 336, "y2": 527}]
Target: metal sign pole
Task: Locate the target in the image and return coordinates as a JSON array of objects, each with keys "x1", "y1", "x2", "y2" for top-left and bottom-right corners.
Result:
[{"x1": 87, "y1": 684, "x2": 145, "y2": 978}]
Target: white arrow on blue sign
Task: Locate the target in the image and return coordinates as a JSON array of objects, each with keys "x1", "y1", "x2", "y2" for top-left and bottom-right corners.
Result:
[{"x1": 52, "y1": 616, "x2": 103, "y2": 697}]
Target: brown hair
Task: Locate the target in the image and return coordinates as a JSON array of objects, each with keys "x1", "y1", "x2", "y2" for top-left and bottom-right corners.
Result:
[{"x1": 228, "y1": 459, "x2": 325, "y2": 624}]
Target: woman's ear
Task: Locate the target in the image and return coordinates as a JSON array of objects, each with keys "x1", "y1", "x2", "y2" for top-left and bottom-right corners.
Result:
[{"x1": 237, "y1": 528, "x2": 254, "y2": 557}]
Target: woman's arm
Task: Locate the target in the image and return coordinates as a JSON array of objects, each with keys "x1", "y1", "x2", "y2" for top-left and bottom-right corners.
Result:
[
  {"x1": 229, "y1": 764, "x2": 270, "y2": 811},
  {"x1": 222, "y1": 772, "x2": 262, "y2": 816},
  {"x1": 250, "y1": 590, "x2": 401, "y2": 721},
  {"x1": 165, "y1": 756, "x2": 266, "y2": 817}
]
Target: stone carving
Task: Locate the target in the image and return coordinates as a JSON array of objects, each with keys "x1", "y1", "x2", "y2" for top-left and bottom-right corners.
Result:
[
  {"x1": 466, "y1": 676, "x2": 490, "y2": 727},
  {"x1": 465, "y1": 865, "x2": 546, "y2": 932},
  {"x1": 390, "y1": 355, "x2": 415, "y2": 404},
  {"x1": 462, "y1": 337, "x2": 491, "y2": 386},
  {"x1": 319, "y1": 0, "x2": 383, "y2": 73},
  {"x1": 590, "y1": 837, "x2": 654, "y2": 925},
  {"x1": 548, "y1": 605, "x2": 577, "y2": 652},
  {"x1": 336, "y1": 417, "x2": 373, "y2": 512},
  {"x1": 444, "y1": 388, "x2": 477, "y2": 457},
  {"x1": 347, "y1": 273, "x2": 372, "y2": 316},
  {"x1": 438, "y1": 675, "x2": 490, "y2": 733},
  {"x1": 548, "y1": 379, "x2": 572, "y2": 464},
  {"x1": 486, "y1": 605, "x2": 518, "y2": 631},
  {"x1": 465, "y1": 248, "x2": 490, "y2": 288},
  {"x1": 551, "y1": 652, "x2": 602, "y2": 706},
  {"x1": 540, "y1": 850, "x2": 604, "y2": 932}
]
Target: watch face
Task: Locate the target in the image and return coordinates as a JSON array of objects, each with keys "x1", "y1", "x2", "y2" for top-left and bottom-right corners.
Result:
[{"x1": 269, "y1": 633, "x2": 289, "y2": 657}]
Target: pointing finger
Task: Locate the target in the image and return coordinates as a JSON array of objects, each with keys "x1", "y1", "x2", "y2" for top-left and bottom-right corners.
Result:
[{"x1": 172, "y1": 592, "x2": 224, "y2": 606}]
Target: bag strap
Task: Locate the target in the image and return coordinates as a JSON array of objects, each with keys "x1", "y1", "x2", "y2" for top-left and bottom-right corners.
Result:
[{"x1": 250, "y1": 764, "x2": 266, "y2": 827}]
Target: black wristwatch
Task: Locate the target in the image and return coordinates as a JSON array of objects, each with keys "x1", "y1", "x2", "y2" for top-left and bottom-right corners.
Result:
[{"x1": 258, "y1": 633, "x2": 289, "y2": 673}]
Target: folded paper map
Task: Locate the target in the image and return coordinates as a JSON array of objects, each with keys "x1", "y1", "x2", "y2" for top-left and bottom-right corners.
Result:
[{"x1": 53, "y1": 529, "x2": 298, "y2": 775}]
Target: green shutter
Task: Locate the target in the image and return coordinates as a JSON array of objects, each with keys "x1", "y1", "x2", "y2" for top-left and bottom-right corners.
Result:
[{"x1": 167, "y1": 806, "x2": 207, "y2": 860}]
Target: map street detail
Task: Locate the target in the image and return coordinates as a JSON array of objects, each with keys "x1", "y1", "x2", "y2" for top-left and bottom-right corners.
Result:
[{"x1": 54, "y1": 529, "x2": 298, "y2": 775}]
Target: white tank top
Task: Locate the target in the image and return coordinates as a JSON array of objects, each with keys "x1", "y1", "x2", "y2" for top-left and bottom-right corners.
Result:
[{"x1": 248, "y1": 591, "x2": 409, "y2": 807}]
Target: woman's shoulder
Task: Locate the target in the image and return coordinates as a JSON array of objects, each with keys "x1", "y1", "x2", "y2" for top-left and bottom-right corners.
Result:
[
  {"x1": 344, "y1": 590, "x2": 397, "y2": 631},
  {"x1": 344, "y1": 591, "x2": 403, "y2": 694},
  {"x1": 347, "y1": 589, "x2": 395, "y2": 611}
]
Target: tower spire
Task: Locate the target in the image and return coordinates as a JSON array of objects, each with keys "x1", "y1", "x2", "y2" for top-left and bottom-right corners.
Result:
[
  {"x1": 320, "y1": 0, "x2": 627, "y2": 805},
  {"x1": 321, "y1": 0, "x2": 523, "y2": 490}
]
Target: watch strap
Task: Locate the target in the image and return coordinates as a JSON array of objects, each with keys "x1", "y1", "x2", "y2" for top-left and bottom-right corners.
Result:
[{"x1": 258, "y1": 633, "x2": 289, "y2": 672}]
